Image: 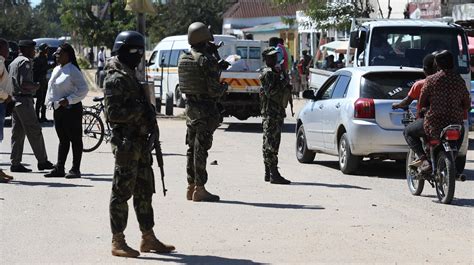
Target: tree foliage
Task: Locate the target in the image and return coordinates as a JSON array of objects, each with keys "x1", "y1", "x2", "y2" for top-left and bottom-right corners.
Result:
[
  {"x1": 59, "y1": 0, "x2": 135, "y2": 49},
  {"x1": 147, "y1": 0, "x2": 234, "y2": 44},
  {"x1": 273, "y1": 0, "x2": 373, "y2": 30}
]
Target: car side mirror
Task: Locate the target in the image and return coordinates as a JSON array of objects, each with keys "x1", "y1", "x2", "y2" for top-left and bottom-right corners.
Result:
[
  {"x1": 302, "y1": 90, "x2": 316, "y2": 100},
  {"x1": 349, "y1": 31, "x2": 359, "y2": 48}
]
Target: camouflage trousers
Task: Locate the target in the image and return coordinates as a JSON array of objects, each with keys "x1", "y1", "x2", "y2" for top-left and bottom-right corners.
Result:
[
  {"x1": 109, "y1": 136, "x2": 155, "y2": 235},
  {"x1": 185, "y1": 104, "x2": 220, "y2": 186},
  {"x1": 262, "y1": 116, "x2": 284, "y2": 169}
]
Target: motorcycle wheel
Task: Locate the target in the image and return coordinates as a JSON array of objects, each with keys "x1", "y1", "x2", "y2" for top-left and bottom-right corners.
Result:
[
  {"x1": 435, "y1": 152, "x2": 456, "y2": 204},
  {"x1": 406, "y1": 150, "x2": 424, "y2": 196}
]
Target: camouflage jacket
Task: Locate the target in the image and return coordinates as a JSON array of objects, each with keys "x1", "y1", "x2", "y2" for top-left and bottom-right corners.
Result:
[
  {"x1": 259, "y1": 67, "x2": 290, "y2": 118},
  {"x1": 103, "y1": 57, "x2": 153, "y2": 137}
]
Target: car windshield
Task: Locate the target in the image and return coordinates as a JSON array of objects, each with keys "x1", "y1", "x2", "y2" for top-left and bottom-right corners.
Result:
[
  {"x1": 369, "y1": 27, "x2": 470, "y2": 74},
  {"x1": 360, "y1": 72, "x2": 425, "y2": 99}
]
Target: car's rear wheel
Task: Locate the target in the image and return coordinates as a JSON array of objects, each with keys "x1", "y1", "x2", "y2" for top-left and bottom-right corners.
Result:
[
  {"x1": 338, "y1": 133, "x2": 361, "y2": 174},
  {"x1": 296, "y1": 125, "x2": 315, "y2": 163}
]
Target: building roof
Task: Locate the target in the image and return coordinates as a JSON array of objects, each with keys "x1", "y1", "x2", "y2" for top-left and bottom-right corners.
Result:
[
  {"x1": 223, "y1": 0, "x2": 303, "y2": 19},
  {"x1": 242, "y1": 21, "x2": 295, "y2": 33}
]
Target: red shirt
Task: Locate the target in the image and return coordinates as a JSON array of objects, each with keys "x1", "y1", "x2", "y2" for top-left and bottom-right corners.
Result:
[
  {"x1": 419, "y1": 70, "x2": 470, "y2": 139},
  {"x1": 407, "y1": 79, "x2": 425, "y2": 116}
]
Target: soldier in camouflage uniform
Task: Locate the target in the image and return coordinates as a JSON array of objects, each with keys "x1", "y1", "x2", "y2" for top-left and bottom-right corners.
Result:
[
  {"x1": 260, "y1": 47, "x2": 291, "y2": 185},
  {"x1": 104, "y1": 31, "x2": 175, "y2": 258},
  {"x1": 178, "y1": 22, "x2": 228, "y2": 202}
]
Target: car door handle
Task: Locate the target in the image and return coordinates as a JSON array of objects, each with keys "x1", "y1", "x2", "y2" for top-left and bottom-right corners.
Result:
[
  {"x1": 319, "y1": 104, "x2": 324, "y2": 109},
  {"x1": 335, "y1": 103, "x2": 341, "y2": 108}
]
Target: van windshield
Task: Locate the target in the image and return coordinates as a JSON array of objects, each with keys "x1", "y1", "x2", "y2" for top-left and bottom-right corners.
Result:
[
  {"x1": 360, "y1": 72, "x2": 425, "y2": 99},
  {"x1": 369, "y1": 27, "x2": 470, "y2": 74}
]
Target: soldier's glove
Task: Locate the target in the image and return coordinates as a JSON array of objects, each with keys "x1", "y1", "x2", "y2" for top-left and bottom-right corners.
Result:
[{"x1": 218, "y1": 59, "x2": 231, "y2": 70}]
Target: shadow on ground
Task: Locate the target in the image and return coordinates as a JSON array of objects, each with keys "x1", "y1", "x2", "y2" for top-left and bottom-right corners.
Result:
[
  {"x1": 220, "y1": 122, "x2": 295, "y2": 134},
  {"x1": 308, "y1": 159, "x2": 405, "y2": 179},
  {"x1": 3, "y1": 118, "x2": 53, "y2": 128},
  {"x1": 11, "y1": 180, "x2": 93, "y2": 188},
  {"x1": 81, "y1": 173, "x2": 113, "y2": 182},
  {"x1": 291, "y1": 181, "x2": 371, "y2": 190},
  {"x1": 138, "y1": 253, "x2": 262, "y2": 264},
  {"x1": 219, "y1": 200, "x2": 324, "y2": 210}
]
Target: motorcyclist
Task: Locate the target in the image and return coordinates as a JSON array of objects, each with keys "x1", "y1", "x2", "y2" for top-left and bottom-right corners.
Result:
[
  {"x1": 395, "y1": 51, "x2": 469, "y2": 172},
  {"x1": 392, "y1": 54, "x2": 436, "y2": 169}
]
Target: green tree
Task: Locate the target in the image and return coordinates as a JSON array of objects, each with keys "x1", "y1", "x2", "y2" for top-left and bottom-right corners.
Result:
[
  {"x1": 33, "y1": 0, "x2": 64, "y2": 38},
  {"x1": 273, "y1": 0, "x2": 373, "y2": 30},
  {"x1": 147, "y1": 0, "x2": 234, "y2": 44},
  {"x1": 60, "y1": 0, "x2": 135, "y2": 49},
  {"x1": 0, "y1": 0, "x2": 40, "y2": 40}
]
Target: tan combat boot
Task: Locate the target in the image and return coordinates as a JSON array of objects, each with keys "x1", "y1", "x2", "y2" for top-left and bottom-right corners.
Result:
[
  {"x1": 140, "y1": 230, "x2": 175, "y2": 253},
  {"x1": 111, "y1": 232, "x2": 140, "y2": 258},
  {"x1": 192, "y1": 185, "x2": 220, "y2": 202},
  {"x1": 186, "y1": 184, "x2": 195, "y2": 200}
]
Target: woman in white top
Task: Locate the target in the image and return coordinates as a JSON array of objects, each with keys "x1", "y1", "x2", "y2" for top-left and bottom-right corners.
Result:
[
  {"x1": 0, "y1": 38, "x2": 14, "y2": 182},
  {"x1": 45, "y1": 43, "x2": 88, "y2": 178}
]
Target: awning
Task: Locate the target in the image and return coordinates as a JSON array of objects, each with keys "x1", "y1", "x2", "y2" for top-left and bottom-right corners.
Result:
[{"x1": 319, "y1": 41, "x2": 353, "y2": 54}]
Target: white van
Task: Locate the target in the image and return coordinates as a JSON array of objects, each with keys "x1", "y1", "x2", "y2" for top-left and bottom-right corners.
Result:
[{"x1": 146, "y1": 35, "x2": 267, "y2": 119}]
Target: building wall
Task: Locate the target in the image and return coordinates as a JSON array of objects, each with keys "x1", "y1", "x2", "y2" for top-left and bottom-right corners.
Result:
[{"x1": 223, "y1": 16, "x2": 283, "y2": 34}]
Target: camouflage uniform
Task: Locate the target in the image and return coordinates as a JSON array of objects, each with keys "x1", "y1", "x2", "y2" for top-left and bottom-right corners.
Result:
[
  {"x1": 260, "y1": 67, "x2": 291, "y2": 170},
  {"x1": 104, "y1": 57, "x2": 156, "y2": 234},
  {"x1": 179, "y1": 48, "x2": 225, "y2": 186}
]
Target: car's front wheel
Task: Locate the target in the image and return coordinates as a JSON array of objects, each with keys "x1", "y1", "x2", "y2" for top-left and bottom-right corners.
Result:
[
  {"x1": 338, "y1": 133, "x2": 362, "y2": 174},
  {"x1": 296, "y1": 125, "x2": 315, "y2": 163}
]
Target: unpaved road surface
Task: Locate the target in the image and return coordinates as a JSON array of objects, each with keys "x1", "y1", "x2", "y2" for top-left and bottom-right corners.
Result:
[{"x1": 1, "y1": 95, "x2": 473, "y2": 264}]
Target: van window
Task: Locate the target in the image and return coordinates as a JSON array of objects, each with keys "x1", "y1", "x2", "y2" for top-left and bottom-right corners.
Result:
[
  {"x1": 360, "y1": 72, "x2": 425, "y2": 99},
  {"x1": 249, "y1": 47, "x2": 261, "y2": 59},
  {"x1": 169, "y1": 49, "x2": 187, "y2": 67},
  {"x1": 236, "y1": 47, "x2": 248, "y2": 59},
  {"x1": 158, "y1": 50, "x2": 171, "y2": 67}
]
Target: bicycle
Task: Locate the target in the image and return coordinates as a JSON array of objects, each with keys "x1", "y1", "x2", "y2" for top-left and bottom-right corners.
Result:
[{"x1": 82, "y1": 96, "x2": 111, "y2": 152}]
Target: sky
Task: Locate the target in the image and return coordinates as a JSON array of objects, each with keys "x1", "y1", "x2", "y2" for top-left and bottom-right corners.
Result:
[{"x1": 30, "y1": 0, "x2": 41, "y2": 7}]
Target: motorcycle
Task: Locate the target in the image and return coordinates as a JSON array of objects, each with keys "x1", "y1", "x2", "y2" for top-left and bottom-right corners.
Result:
[{"x1": 401, "y1": 107, "x2": 466, "y2": 204}]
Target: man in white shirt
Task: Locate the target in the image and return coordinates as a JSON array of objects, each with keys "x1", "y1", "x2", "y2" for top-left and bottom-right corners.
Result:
[
  {"x1": 0, "y1": 39, "x2": 14, "y2": 182},
  {"x1": 97, "y1": 47, "x2": 105, "y2": 71}
]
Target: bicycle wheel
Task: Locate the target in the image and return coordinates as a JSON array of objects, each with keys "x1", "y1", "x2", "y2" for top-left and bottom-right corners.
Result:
[{"x1": 82, "y1": 111, "x2": 105, "y2": 152}]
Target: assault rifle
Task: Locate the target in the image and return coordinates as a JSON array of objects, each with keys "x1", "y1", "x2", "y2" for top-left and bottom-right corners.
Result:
[
  {"x1": 142, "y1": 82, "x2": 167, "y2": 196},
  {"x1": 150, "y1": 119, "x2": 167, "y2": 196}
]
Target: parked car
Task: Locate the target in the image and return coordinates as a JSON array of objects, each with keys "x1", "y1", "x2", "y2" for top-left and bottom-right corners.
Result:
[{"x1": 295, "y1": 66, "x2": 469, "y2": 174}]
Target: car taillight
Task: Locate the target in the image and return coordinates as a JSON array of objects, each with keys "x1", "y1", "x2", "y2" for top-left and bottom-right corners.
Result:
[
  {"x1": 444, "y1": 129, "x2": 460, "y2": 140},
  {"x1": 354, "y1": 98, "x2": 375, "y2": 119}
]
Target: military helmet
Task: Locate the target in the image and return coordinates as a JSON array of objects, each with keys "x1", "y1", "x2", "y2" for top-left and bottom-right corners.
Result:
[
  {"x1": 187, "y1": 22, "x2": 212, "y2": 46},
  {"x1": 112, "y1": 31, "x2": 145, "y2": 54}
]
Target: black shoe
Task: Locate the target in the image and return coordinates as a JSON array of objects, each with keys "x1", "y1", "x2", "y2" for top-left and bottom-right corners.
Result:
[
  {"x1": 10, "y1": 164, "x2": 32, "y2": 173},
  {"x1": 44, "y1": 167, "x2": 66, "y2": 178},
  {"x1": 270, "y1": 175, "x2": 291, "y2": 185},
  {"x1": 38, "y1": 161, "x2": 54, "y2": 171},
  {"x1": 270, "y1": 168, "x2": 291, "y2": 185},
  {"x1": 65, "y1": 169, "x2": 81, "y2": 179}
]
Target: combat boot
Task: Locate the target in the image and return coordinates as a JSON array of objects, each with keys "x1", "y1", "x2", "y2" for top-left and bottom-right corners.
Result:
[
  {"x1": 140, "y1": 230, "x2": 175, "y2": 253},
  {"x1": 186, "y1": 184, "x2": 195, "y2": 200},
  {"x1": 111, "y1": 232, "x2": 140, "y2": 258},
  {"x1": 192, "y1": 186, "x2": 220, "y2": 202},
  {"x1": 264, "y1": 166, "x2": 270, "y2": 182},
  {"x1": 270, "y1": 167, "x2": 291, "y2": 185}
]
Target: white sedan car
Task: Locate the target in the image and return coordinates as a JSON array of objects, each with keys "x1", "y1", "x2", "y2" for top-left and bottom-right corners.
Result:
[{"x1": 295, "y1": 66, "x2": 468, "y2": 174}]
